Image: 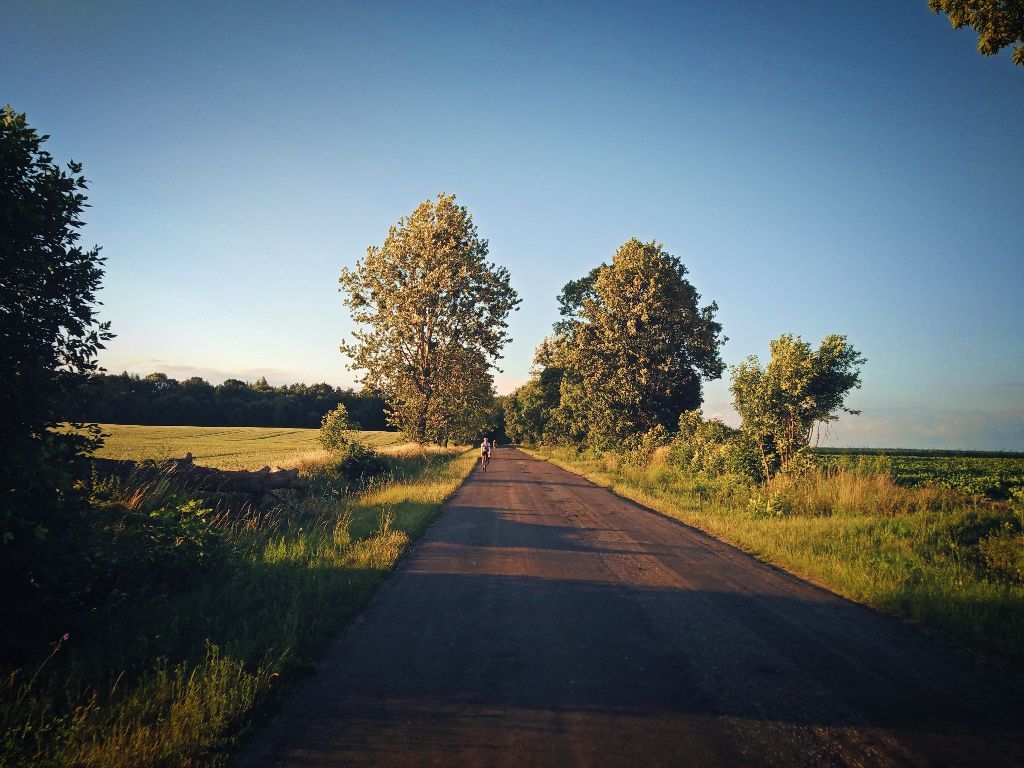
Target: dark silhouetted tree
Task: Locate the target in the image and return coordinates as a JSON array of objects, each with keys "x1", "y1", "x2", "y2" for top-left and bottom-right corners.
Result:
[{"x1": 1, "y1": 105, "x2": 111, "y2": 630}]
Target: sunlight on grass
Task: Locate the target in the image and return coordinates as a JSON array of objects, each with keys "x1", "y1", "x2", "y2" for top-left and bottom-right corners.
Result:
[
  {"x1": 70, "y1": 424, "x2": 407, "y2": 470},
  {"x1": 2, "y1": 445, "x2": 476, "y2": 768},
  {"x1": 525, "y1": 446, "x2": 1024, "y2": 664}
]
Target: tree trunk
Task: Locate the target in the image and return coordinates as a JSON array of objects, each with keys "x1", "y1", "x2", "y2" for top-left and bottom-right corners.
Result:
[{"x1": 90, "y1": 453, "x2": 308, "y2": 496}]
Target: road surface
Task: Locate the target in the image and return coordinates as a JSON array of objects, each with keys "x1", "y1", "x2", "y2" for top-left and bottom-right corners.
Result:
[{"x1": 234, "y1": 448, "x2": 1024, "y2": 767}]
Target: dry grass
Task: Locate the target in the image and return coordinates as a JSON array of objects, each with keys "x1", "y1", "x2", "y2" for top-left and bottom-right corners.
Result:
[
  {"x1": 376, "y1": 441, "x2": 467, "y2": 458},
  {"x1": 772, "y1": 466, "x2": 964, "y2": 517}
]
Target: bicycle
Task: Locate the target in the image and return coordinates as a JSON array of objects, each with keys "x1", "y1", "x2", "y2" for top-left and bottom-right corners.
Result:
[{"x1": 480, "y1": 451, "x2": 490, "y2": 471}]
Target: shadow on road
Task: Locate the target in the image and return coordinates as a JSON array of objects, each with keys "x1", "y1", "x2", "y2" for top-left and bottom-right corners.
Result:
[{"x1": 234, "y1": 449, "x2": 1024, "y2": 768}]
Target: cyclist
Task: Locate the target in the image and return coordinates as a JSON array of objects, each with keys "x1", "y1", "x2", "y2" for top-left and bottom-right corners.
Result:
[{"x1": 480, "y1": 437, "x2": 491, "y2": 470}]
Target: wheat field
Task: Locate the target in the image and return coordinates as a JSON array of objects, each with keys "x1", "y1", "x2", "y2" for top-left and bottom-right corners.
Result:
[{"x1": 84, "y1": 424, "x2": 409, "y2": 470}]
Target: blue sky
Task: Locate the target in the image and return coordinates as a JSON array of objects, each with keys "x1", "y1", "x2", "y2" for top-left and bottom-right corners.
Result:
[{"x1": 4, "y1": 1, "x2": 1022, "y2": 449}]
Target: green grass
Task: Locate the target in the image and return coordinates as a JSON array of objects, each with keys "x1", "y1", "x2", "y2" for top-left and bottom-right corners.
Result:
[
  {"x1": 77, "y1": 424, "x2": 408, "y2": 470},
  {"x1": 2, "y1": 445, "x2": 476, "y2": 768},
  {"x1": 525, "y1": 445, "x2": 1024, "y2": 665}
]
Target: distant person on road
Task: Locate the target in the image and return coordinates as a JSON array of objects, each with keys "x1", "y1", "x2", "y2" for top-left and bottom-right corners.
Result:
[{"x1": 480, "y1": 438, "x2": 491, "y2": 468}]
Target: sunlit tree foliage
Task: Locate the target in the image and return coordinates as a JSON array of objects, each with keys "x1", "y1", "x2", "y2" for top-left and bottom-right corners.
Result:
[
  {"x1": 338, "y1": 194, "x2": 520, "y2": 443},
  {"x1": 928, "y1": 0, "x2": 1024, "y2": 66},
  {"x1": 552, "y1": 238, "x2": 725, "y2": 446},
  {"x1": 731, "y1": 334, "x2": 866, "y2": 480}
]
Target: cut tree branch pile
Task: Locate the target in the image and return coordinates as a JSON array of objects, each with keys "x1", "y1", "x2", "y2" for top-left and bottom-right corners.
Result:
[{"x1": 90, "y1": 453, "x2": 308, "y2": 496}]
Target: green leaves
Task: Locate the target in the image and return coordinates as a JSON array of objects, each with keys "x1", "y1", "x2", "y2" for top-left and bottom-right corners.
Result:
[
  {"x1": 731, "y1": 333, "x2": 866, "y2": 480},
  {"x1": 549, "y1": 238, "x2": 725, "y2": 446},
  {"x1": 2, "y1": 105, "x2": 113, "y2": 648},
  {"x1": 318, "y1": 404, "x2": 354, "y2": 451},
  {"x1": 338, "y1": 193, "x2": 521, "y2": 444},
  {"x1": 928, "y1": 0, "x2": 1024, "y2": 66}
]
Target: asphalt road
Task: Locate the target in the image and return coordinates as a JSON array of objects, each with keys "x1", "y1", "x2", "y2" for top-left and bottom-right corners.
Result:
[{"x1": 234, "y1": 448, "x2": 1024, "y2": 767}]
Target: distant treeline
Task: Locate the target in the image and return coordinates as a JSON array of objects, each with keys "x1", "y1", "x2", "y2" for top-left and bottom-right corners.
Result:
[{"x1": 71, "y1": 372, "x2": 391, "y2": 430}]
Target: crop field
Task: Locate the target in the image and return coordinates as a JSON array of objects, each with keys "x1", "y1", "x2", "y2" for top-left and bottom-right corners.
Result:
[
  {"x1": 814, "y1": 448, "x2": 1024, "y2": 500},
  {"x1": 80, "y1": 424, "x2": 409, "y2": 470}
]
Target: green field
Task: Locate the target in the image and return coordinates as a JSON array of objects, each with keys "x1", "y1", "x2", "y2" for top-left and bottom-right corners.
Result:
[
  {"x1": 814, "y1": 449, "x2": 1024, "y2": 500},
  {"x1": 83, "y1": 424, "x2": 408, "y2": 470}
]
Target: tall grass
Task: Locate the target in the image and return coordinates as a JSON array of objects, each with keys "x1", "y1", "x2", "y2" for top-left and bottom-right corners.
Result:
[
  {"x1": 2, "y1": 446, "x2": 475, "y2": 768},
  {"x1": 526, "y1": 446, "x2": 1024, "y2": 664}
]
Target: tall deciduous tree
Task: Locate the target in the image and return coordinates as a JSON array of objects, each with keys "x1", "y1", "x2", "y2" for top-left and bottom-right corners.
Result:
[
  {"x1": 338, "y1": 193, "x2": 520, "y2": 443},
  {"x1": 731, "y1": 333, "x2": 865, "y2": 480},
  {"x1": 1, "y1": 106, "x2": 111, "y2": 615},
  {"x1": 555, "y1": 238, "x2": 725, "y2": 445},
  {"x1": 928, "y1": 0, "x2": 1024, "y2": 66}
]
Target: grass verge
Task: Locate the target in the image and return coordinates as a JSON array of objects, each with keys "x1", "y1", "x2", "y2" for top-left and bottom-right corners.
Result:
[
  {"x1": 523, "y1": 445, "x2": 1024, "y2": 665},
  {"x1": 2, "y1": 446, "x2": 476, "y2": 768}
]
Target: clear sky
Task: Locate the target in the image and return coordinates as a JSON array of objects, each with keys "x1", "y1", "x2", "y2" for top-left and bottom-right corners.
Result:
[{"x1": 4, "y1": 1, "x2": 1022, "y2": 449}]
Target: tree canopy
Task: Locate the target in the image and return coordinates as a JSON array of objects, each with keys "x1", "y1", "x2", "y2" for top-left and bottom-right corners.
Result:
[
  {"x1": 551, "y1": 238, "x2": 725, "y2": 445},
  {"x1": 1, "y1": 105, "x2": 111, "y2": 616},
  {"x1": 338, "y1": 193, "x2": 520, "y2": 443},
  {"x1": 928, "y1": 0, "x2": 1024, "y2": 66},
  {"x1": 731, "y1": 334, "x2": 865, "y2": 480}
]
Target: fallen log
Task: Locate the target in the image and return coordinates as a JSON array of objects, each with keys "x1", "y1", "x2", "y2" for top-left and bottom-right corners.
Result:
[{"x1": 90, "y1": 453, "x2": 308, "y2": 496}]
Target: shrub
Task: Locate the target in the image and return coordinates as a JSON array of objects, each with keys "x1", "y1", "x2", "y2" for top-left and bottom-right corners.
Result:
[
  {"x1": 777, "y1": 449, "x2": 819, "y2": 479},
  {"x1": 5, "y1": 478, "x2": 228, "y2": 662},
  {"x1": 319, "y1": 404, "x2": 354, "y2": 451},
  {"x1": 624, "y1": 425, "x2": 671, "y2": 465},
  {"x1": 86, "y1": 497, "x2": 228, "y2": 606},
  {"x1": 333, "y1": 443, "x2": 390, "y2": 493},
  {"x1": 936, "y1": 508, "x2": 1022, "y2": 551},
  {"x1": 979, "y1": 532, "x2": 1024, "y2": 584},
  {"x1": 2, "y1": 106, "x2": 111, "y2": 662},
  {"x1": 747, "y1": 492, "x2": 788, "y2": 519},
  {"x1": 731, "y1": 333, "x2": 864, "y2": 480},
  {"x1": 670, "y1": 410, "x2": 764, "y2": 482}
]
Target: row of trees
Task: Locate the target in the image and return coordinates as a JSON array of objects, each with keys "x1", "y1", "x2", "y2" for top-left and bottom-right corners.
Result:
[
  {"x1": 337, "y1": 209, "x2": 867, "y2": 477},
  {"x1": 503, "y1": 240, "x2": 865, "y2": 481},
  {"x1": 72, "y1": 372, "x2": 391, "y2": 430}
]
